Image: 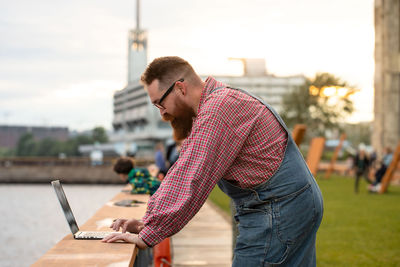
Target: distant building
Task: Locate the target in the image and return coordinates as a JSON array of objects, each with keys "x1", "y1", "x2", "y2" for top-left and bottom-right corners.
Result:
[
  {"x1": 112, "y1": 83, "x2": 172, "y2": 155},
  {"x1": 110, "y1": 0, "x2": 172, "y2": 157},
  {"x1": 208, "y1": 74, "x2": 305, "y2": 113},
  {"x1": 0, "y1": 125, "x2": 69, "y2": 149},
  {"x1": 206, "y1": 58, "x2": 306, "y2": 113}
]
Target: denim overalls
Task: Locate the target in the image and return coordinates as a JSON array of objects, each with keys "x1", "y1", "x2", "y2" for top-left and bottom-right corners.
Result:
[{"x1": 213, "y1": 87, "x2": 324, "y2": 267}]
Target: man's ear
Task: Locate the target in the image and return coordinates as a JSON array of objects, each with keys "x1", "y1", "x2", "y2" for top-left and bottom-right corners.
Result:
[{"x1": 176, "y1": 81, "x2": 186, "y2": 96}]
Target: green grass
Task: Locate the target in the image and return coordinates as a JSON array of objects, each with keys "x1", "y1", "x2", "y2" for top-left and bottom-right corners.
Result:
[{"x1": 209, "y1": 175, "x2": 400, "y2": 266}]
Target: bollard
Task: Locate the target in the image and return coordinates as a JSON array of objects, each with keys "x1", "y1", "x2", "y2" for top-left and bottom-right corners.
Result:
[{"x1": 153, "y1": 237, "x2": 172, "y2": 267}]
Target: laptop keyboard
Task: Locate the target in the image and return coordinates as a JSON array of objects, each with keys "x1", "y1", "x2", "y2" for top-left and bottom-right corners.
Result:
[{"x1": 76, "y1": 231, "x2": 112, "y2": 239}]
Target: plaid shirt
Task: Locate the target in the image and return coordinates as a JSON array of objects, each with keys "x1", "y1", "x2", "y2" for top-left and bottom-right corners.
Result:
[{"x1": 139, "y1": 77, "x2": 288, "y2": 246}]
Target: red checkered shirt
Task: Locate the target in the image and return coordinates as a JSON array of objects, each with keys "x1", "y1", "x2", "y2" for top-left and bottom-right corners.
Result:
[{"x1": 139, "y1": 77, "x2": 288, "y2": 246}]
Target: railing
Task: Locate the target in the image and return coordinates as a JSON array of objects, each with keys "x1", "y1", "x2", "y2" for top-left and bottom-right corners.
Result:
[
  {"x1": 0, "y1": 156, "x2": 155, "y2": 167},
  {"x1": 32, "y1": 186, "x2": 151, "y2": 266}
]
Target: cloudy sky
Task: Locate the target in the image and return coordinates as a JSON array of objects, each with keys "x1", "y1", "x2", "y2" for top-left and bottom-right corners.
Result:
[{"x1": 0, "y1": 0, "x2": 375, "y2": 131}]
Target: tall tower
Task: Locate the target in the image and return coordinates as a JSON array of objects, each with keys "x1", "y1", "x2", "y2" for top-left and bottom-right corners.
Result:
[
  {"x1": 112, "y1": 0, "x2": 172, "y2": 157},
  {"x1": 127, "y1": 0, "x2": 147, "y2": 84},
  {"x1": 373, "y1": 0, "x2": 400, "y2": 155}
]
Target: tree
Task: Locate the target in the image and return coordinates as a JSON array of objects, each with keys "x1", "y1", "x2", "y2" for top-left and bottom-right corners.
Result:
[
  {"x1": 13, "y1": 126, "x2": 109, "y2": 157},
  {"x1": 92, "y1": 126, "x2": 109, "y2": 143},
  {"x1": 281, "y1": 72, "x2": 356, "y2": 137},
  {"x1": 35, "y1": 138, "x2": 58, "y2": 156},
  {"x1": 67, "y1": 135, "x2": 93, "y2": 156},
  {"x1": 16, "y1": 133, "x2": 37, "y2": 156},
  {"x1": 0, "y1": 147, "x2": 15, "y2": 157}
]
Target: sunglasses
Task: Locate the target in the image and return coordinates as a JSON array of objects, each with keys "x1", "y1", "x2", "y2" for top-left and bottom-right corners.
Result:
[{"x1": 153, "y1": 78, "x2": 184, "y2": 109}]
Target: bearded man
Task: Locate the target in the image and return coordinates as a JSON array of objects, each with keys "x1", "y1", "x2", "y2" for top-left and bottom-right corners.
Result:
[{"x1": 103, "y1": 56, "x2": 324, "y2": 267}]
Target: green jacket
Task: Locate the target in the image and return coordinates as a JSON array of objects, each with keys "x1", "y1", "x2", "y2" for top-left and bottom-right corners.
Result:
[{"x1": 127, "y1": 168, "x2": 160, "y2": 195}]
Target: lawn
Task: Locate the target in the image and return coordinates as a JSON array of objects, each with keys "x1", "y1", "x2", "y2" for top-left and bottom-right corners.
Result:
[{"x1": 208, "y1": 175, "x2": 400, "y2": 266}]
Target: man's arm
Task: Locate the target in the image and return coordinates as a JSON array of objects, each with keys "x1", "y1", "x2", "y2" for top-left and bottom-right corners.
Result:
[{"x1": 138, "y1": 93, "x2": 252, "y2": 246}]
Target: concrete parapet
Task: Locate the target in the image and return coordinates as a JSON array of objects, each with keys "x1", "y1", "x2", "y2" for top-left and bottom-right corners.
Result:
[
  {"x1": 0, "y1": 165, "x2": 122, "y2": 184},
  {"x1": 0, "y1": 157, "x2": 155, "y2": 183}
]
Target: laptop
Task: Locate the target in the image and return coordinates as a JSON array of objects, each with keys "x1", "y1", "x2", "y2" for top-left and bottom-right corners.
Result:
[{"x1": 51, "y1": 179, "x2": 120, "y2": 240}]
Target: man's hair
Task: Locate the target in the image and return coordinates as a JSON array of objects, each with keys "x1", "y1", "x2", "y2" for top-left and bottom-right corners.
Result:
[
  {"x1": 141, "y1": 56, "x2": 198, "y2": 89},
  {"x1": 113, "y1": 157, "x2": 135, "y2": 174}
]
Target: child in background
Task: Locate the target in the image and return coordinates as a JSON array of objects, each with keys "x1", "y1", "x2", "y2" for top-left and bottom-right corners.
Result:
[{"x1": 113, "y1": 157, "x2": 161, "y2": 195}]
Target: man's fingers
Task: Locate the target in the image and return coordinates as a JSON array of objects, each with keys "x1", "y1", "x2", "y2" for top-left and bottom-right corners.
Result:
[
  {"x1": 102, "y1": 233, "x2": 134, "y2": 243},
  {"x1": 111, "y1": 219, "x2": 126, "y2": 231},
  {"x1": 110, "y1": 219, "x2": 118, "y2": 228},
  {"x1": 101, "y1": 233, "x2": 119, "y2": 242},
  {"x1": 121, "y1": 222, "x2": 128, "y2": 233},
  {"x1": 105, "y1": 235, "x2": 122, "y2": 243},
  {"x1": 109, "y1": 218, "x2": 143, "y2": 233},
  {"x1": 110, "y1": 219, "x2": 119, "y2": 229}
]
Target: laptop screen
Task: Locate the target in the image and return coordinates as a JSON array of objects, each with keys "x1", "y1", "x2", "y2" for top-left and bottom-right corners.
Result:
[{"x1": 51, "y1": 180, "x2": 79, "y2": 234}]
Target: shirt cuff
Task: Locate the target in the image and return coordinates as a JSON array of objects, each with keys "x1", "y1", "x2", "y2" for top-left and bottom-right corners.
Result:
[
  {"x1": 139, "y1": 235, "x2": 152, "y2": 248},
  {"x1": 138, "y1": 225, "x2": 164, "y2": 247}
]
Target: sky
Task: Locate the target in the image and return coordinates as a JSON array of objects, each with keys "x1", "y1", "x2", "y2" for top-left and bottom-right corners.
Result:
[{"x1": 0, "y1": 0, "x2": 375, "y2": 131}]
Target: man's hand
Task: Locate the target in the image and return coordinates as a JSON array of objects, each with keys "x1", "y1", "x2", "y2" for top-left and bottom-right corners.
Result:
[
  {"x1": 101, "y1": 233, "x2": 148, "y2": 249},
  {"x1": 110, "y1": 218, "x2": 144, "y2": 234}
]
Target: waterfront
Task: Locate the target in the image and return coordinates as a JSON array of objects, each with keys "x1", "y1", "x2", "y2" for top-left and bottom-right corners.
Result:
[{"x1": 0, "y1": 183, "x2": 122, "y2": 267}]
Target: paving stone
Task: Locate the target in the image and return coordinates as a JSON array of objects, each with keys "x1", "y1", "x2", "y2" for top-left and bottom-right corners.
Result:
[{"x1": 172, "y1": 201, "x2": 232, "y2": 266}]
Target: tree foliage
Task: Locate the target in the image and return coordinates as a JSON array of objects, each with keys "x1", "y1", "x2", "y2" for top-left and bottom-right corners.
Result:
[
  {"x1": 92, "y1": 126, "x2": 109, "y2": 143},
  {"x1": 280, "y1": 73, "x2": 356, "y2": 137},
  {"x1": 16, "y1": 133, "x2": 37, "y2": 156},
  {"x1": 14, "y1": 126, "x2": 109, "y2": 157}
]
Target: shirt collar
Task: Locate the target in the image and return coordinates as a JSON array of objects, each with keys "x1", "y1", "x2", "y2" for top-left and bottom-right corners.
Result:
[{"x1": 197, "y1": 76, "x2": 227, "y2": 112}]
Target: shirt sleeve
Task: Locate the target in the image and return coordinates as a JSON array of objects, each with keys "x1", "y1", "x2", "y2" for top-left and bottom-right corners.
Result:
[{"x1": 138, "y1": 91, "x2": 255, "y2": 246}]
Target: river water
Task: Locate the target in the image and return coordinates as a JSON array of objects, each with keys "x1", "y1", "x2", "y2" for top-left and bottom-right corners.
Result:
[{"x1": 0, "y1": 184, "x2": 123, "y2": 267}]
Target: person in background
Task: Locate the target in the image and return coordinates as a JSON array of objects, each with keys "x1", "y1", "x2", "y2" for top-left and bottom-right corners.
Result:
[
  {"x1": 154, "y1": 142, "x2": 168, "y2": 178},
  {"x1": 345, "y1": 151, "x2": 356, "y2": 176},
  {"x1": 369, "y1": 149, "x2": 377, "y2": 169},
  {"x1": 113, "y1": 157, "x2": 160, "y2": 196},
  {"x1": 166, "y1": 141, "x2": 182, "y2": 169},
  {"x1": 103, "y1": 56, "x2": 323, "y2": 267},
  {"x1": 369, "y1": 147, "x2": 393, "y2": 193},
  {"x1": 353, "y1": 148, "x2": 371, "y2": 193},
  {"x1": 165, "y1": 141, "x2": 176, "y2": 166}
]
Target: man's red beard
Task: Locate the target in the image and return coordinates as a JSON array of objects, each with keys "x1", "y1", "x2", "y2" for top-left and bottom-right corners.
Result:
[{"x1": 162, "y1": 102, "x2": 196, "y2": 142}]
